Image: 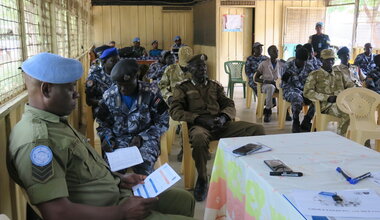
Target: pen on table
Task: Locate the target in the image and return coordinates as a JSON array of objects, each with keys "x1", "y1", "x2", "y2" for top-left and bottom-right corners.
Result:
[
  {"x1": 269, "y1": 171, "x2": 303, "y2": 177},
  {"x1": 336, "y1": 167, "x2": 352, "y2": 181},
  {"x1": 349, "y1": 172, "x2": 372, "y2": 184}
]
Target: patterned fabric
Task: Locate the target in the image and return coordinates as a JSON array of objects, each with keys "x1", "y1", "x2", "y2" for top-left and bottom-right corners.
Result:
[
  {"x1": 146, "y1": 61, "x2": 168, "y2": 82},
  {"x1": 309, "y1": 34, "x2": 330, "y2": 58},
  {"x1": 365, "y1": 67, "x2": 380, "y2": 94},
  {"x1": 354, "y1": 53, "x2": 376, "y2": 75},
  {"x1": 306, "y1": 57, "x2": 322, "y2": 71},
  {"x1": 333, "y1": 64, "x2": 362, "y2": 87},
  {"x1": 85, "y1": 66, "x2": 113, "y2": 117},
  {"x1": 303, "y1": 68, "x2": 354, "y2": 135},
  {"x1": 245, "y1": 55, "x2": 268, "y2": 90},
  {"x1": 96, "y1": 82, "x2": 169, "y2": 175}
]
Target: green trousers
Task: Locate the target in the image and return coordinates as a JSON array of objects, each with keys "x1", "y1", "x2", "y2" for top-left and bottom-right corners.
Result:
[{"x1": 189, "y1": 121, "x2": 265, "y2": 180}]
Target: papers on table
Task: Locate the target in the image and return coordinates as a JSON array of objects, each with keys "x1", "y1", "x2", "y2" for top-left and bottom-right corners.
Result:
[
  {"x1": 287, "y1": 189, "x2": 380, "y2": 219},
  {"x1": 370, "y1": 171, "x2": 380, "y2": 186},
  {"x1": 105, "y1": 146, "x2": 143, "y2": 172},
  {"x1": 133, "y1": 163, "x2": 181, "y2": 198}
]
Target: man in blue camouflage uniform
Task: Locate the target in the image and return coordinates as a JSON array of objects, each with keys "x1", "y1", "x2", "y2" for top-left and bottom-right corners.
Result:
[
  {"x1": 146, "y1": 50, "x2": 176, "y2": 83},
  {"x1": 354, "y1": 43, "x2": 376, "y2": 76},
  {"x1": 308, "y1": 22, "x2": 330, "y2": 59},
  {"x1": 282, "y1": 48, "x2": 315, "y2": 132},
  {"x1": 171, "y1": 36, "x2": 186, "y2": 59},
  {"x1": 303, "y1": 43, "x2": 322, "y2": 71},
  {"x1": 365, "y1": 54, "x2": 380, "y2": 94},
  {"x1": 85, "y1": 47, "x2": 119, "y2": 118},
  {"x1": 97, "y1": 59, "x2": 169, "y2": 175},
  {"x1": 245, "y1": 42, "x2": 268, "y2": 95}
]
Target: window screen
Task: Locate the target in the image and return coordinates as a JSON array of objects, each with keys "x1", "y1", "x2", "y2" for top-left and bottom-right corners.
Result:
[
  {"x1": 0, "y1": 0, "x2": 24, "y2": 105},
  {"x1": 24, "y1": 0, "x2": 43, "y2": 58},
  {"x1": 356, "y1": 0, "x2": 380, "y2": 48},
  {"x1": 56, "y1": 0, "x2": 69, "y2": 57}
]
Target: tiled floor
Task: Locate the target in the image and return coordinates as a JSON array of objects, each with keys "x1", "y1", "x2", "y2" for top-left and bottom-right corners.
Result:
[{"x1": 169, "y1": 88, "x2": 294, "y2": 220}]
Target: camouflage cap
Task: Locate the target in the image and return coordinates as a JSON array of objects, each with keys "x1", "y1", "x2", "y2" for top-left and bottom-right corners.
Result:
[
  {"x1": 320, "y1": 49, "x2": 335, "y2": 60},
  {"x1": 178, "y1": 46, "x2": 193, "y2": 67}
]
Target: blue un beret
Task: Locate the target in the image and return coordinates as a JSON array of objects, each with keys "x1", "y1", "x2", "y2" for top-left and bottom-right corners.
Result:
[
  {"x1": 21, "y1": 52, "x2": 83, "y2": 84},
  {"x1": 174, "y1": 36, "x2": 181, "y2": 41},
  {"x1": 337, "y1": 47, "x2": 350, "y2": 56},
  {"x1": 133, "y1": 37, "x2": 140, "y2": 43},
  {"x1": 99, "y1": 47, "x2": 118, "y2": 60}
]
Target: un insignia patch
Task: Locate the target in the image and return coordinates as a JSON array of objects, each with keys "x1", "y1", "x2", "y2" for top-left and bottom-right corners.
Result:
[{"x1": 30, "y1": 145, "x2": 54, "y2": 183}]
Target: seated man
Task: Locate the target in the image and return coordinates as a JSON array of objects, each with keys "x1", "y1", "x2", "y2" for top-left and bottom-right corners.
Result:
[
  {"x1": 108, "y1": 40, "x2": 116, "y2": 48},
  {"x1": 303, "y1": 43, "x2": 322, "y2": 71},
  {"x1": 334, "y1": 47, "x2": 364, "y2": 87},
  {"x1": 171, "y1": 36, "x2": 186, "y2": 58},
  {"x1": 146, "y1": 50, "x2": 175, "y2": 83},
  {"x1": 159, "y1": 46, "x2": 193, "y2": 105},
  {"x1": 85, "y1": 47, "x2": 119, "y2": 118},
  {"x1": 354, "y1": 43, "x2": 376, "y2": 76},
  {"x1": 304, "y1": 49, "x2": 355, "y2": 135},
  {"x1": 254, "y1": 45, "x2": 286, "y2": 122},
  {"x1": 281, "y1": 48, "x2": 315, "y2": 133},
  {"x1": 132, "y1": 37, "x2": 148, "y2": 57},
  {"x1": 365, "y1": 54, "x2": 380, "y2": 94},
  {"x1": 97, "y1": 59, "x2": 169, "y2": 175},
  {"x1": 149, "y1": 40, "x2": 163, "y2": 57},
  {"x1": 170, "y1": 54, "x2": 265, "y2": 201},
  {"x1": 245, "y1": 42, "x2": 268, "y2": 95},
  {"x1": 8, "y1": 52, "x2": 195, "y2": 220}
]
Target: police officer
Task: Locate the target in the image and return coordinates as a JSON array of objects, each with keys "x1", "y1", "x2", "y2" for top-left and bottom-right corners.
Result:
[
  {"x1": 85, "y1": 47, "x2": 119, "y2": 118},
  {"x1": 308, "y1": 22, "x2": 330, "y2": 59},
  {"x1": 365, "y1": 54, "x2": 380, "y2": 94},
  {"x1": 282, "y1": 48, "x2": 315, "y2": 132},
  {"x1": 245, "y1": 42, "x2": 268, "y2": 95},
  {"x1": 171, "y1": 36, "x2": 186, "y2": 58},
  {"x1": 303, "y1": 43, "x2": 322, "y2": 71},
  {"x1": 354, "y1": 43, "x2": 376, "y2": 76},
  {"x1": 132, "y1": 37, "x2": 148, "y2": 57},
  {"x1": 159, "y1": 46, "x2": 193, "y2": 105},
  {"x1": 170, "y1": 54, "x2": 265, "y2": 201},
  {"x1": 334, "y1": 47, "x2": 364, "y2": 87},
  {"x1": 304, "y1": 49, "x2": 354, "y2": 135},
  {"x1": 146, "y1": 50, "x2": 175, "y2": 83},
  {"x1": 149, "y1": 40, "x2": 163, "y2": 57},
  {"x1": 97, "y1": 59, "x2": 169, "y2": 175},
  {"x1": 8, "y1": 52, "x2": 195, "y2": 220}
]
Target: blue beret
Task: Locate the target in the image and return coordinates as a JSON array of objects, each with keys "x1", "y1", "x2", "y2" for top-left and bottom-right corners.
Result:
[
  {"x1": 99, "y1": 47, "x2": 118, "y2": 60},
  {"x1": 316, "y1": 22, "x2": 324, "y2": 27},
  {"x1": 337, "y1": 46, "x2": 350, "y2": 56},
  {"x1": 21, "y1": 52, "x2": 83, "y2": 84},
  {"x1": 133, "y1": 37, "x2": 140, "y2": 43},
  {"x1": 174, "y1": 36, "x2": 181, "y2": 41}
]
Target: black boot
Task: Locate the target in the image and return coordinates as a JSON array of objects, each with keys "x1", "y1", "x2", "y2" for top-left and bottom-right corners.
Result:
[
  {"x1": 264, "y1": 108, "x2": 272, "y2": 123},
  {"x1": 194, "y1": 177, "x2": 208, "y2": 201},
  {"x1": 300, "y1": 116, "x2": 312, "y2": 132},
  {"x1": 286, "y1": 110, "x2": 292, "y2": 121},
  {"x1": 292, "y1": 119, "x2": 301, "y2": 133}
]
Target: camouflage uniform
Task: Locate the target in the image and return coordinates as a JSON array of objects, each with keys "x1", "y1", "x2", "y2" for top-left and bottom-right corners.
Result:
[
  {"x1": 333, "y1": 64, "x2": 362, "y2": 87},
  {"x1": 85, "y1": 66, "x2": 113, "y2": 117},
  {"x1": 245, "y1": 55, "x2": 268, "y2": 93},
  {"x1": 281, "y1": 60, "x2": 315, "y2": 121},
  {"x1": 304, "y1": 68, "x2": 355, "y2": 135},
  {"x1": 146, "y1": 61, "x2": 168, "y2": 83},
  {"x1": 158, "y1": 64, "x2": 192, "y2": 103},
  {"x1": 132, "y1": 46, "x2": 147, "y2": 57},
  {"x1": 365, "y1": 66, "x2": 380, "y2": 94},
  {"x1": 354, "y1": 53, "x2": 376, "y2": 76},
  {"x1": 97, "y1": 82, "x2": 169, "y2": 175}
]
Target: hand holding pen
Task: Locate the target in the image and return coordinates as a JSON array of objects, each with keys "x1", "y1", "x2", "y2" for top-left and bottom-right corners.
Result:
[{"x1": 102, "y1": 135, "x2": 115, "y2": 152}]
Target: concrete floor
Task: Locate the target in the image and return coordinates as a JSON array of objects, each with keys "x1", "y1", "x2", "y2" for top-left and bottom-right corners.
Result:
[{"x1": 168, "y1": 87, "x2": 295, "y2": 220}]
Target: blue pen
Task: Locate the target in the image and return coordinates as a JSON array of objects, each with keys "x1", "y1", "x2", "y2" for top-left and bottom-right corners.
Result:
[
  {"x1": 105, "y1": 135, "x2": 112, "y2": 147},
  {"x1": 319, "y1": 191, "x2": 343, "y2": 203},
  {"x1": 336, "y1": 167, "x2": 352, "y2": 181},
  {"x1": 349, "y1": 172, "x2": 372, "y2": 184}
]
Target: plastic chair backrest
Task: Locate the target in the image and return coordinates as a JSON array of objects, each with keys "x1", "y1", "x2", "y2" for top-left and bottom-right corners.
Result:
[
  {"x1": 224, "y1": 61, "x2": 245, "y2": 80},
  {"x1": 337, "y1": 87, "x2": 380, "y2": 129}
]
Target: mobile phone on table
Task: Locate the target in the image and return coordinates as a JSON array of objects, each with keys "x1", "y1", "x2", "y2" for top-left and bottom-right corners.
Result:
[
  {"x1": 232, "y1": 143, "x2": 262, "y2": 156},
  {"x1": 264, "y1": 159, "x2": 293, "y2": 172}
]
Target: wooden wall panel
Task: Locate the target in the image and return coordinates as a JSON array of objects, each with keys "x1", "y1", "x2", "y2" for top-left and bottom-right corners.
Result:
[{"x1": 92, "y1": 6, "x2": 193, "y2": 50}]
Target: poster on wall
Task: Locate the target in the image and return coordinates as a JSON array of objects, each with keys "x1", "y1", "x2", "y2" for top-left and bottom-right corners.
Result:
[{"x1": 223, "y1": 14, "x2": 243, "y2": 32}]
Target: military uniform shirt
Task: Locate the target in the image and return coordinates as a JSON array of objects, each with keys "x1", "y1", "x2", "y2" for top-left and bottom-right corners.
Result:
[
  {"x1": 8, "y1": 105, "x2": 129, "y2": 206},
  {"x1": 132, "y1": 46, "x2": 147, "y2": 57},
  {"x1": 304, "y1": 68, "x2": 354, "y2": 111},
  {"x1": 158, "y1": 64, "x2": 192, "y2": 103},
  {"x1": 354, "y1": 53, "x2": 376, "y2": 75},
  {"x1": 309, "y1": 34, "x2": 330, "y2": 57},
  {"x1": 85, "y1": 67, "x2": 113, "y2": 108},
  {"x1": 170, "y1": 79, "x2": 236, "y2": 123},
  {"x1": 365, "y1": 67, "x2": 380, "y2": 94},
  {"x1": 333, "y1": 64, "x2": 362, "y2": 87}
]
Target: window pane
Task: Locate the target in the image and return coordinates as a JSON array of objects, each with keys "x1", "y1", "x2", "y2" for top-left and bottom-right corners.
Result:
[
  {"x1": 0, "y1": 0, "x2": 24, "y2": 105},
  {"x1": 325, "y1": 5, "x2": 355, "y2": 48},
  {"x1": 356, "y1": 0, "x2": 380, "y2": 47},
  {"x1": 328, "y1": 0, "x2": 355, "y2": 6}
]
